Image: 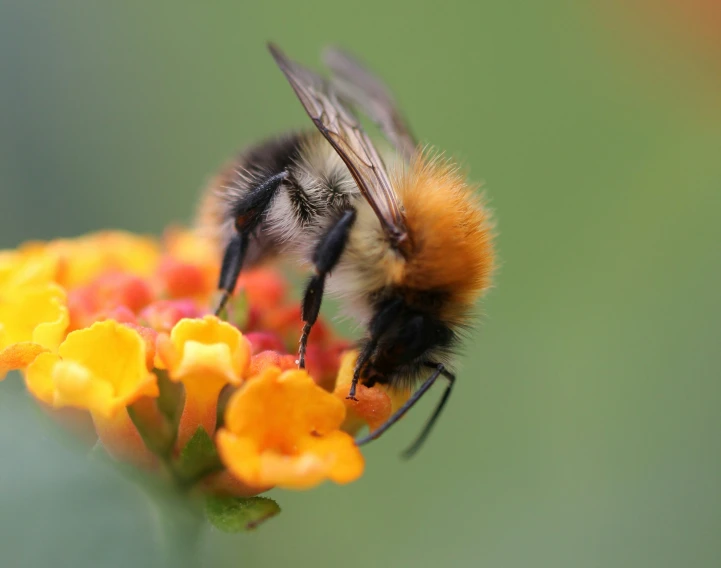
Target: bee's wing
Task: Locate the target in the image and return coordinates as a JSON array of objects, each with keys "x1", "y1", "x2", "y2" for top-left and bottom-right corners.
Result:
[
  {"x1": 269, "y1": 44, "x2": 409, "y2": 249},
  {"x1": 323, "y1": 46, "x2": 417, "y2": 161}
]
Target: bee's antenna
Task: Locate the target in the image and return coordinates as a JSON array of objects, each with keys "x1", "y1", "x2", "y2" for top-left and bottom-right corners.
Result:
[{"x1": 355, "y1": 363, "x2": 455, "y2": 458}]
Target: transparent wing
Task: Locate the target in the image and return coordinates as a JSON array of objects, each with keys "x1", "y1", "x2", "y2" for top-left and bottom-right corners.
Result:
[
  {"x1": 323, "y1": 46, "x2": 417, "y2": 161},
  {"x1": 268, "y1": 43, "x2": 408, "y2": 249}
]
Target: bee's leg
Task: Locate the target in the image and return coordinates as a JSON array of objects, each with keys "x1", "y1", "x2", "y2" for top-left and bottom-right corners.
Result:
[
  {"x1": 215, "y1": 231, "x2": 249, "y2": 315},
  {"x1": 298, "y1": 208, "x2": 357, "y2": 368},
  {"x1": 347, "y1": 297, "x2": 404, "y2": 400},
  {"x1": 347, "y1": 340, "x2": 375, "y2": 401},
  {"x1": 214, "y1": 171, "x2": 288, "y2": 316},
  {"x1": 355, "y1": 363, "x2": 456, "y2": 458}
]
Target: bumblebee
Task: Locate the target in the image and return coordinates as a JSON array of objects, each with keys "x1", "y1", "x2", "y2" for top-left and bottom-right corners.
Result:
[{"x1": 197, "y1": 44, "x2": 495, "y2": 456}]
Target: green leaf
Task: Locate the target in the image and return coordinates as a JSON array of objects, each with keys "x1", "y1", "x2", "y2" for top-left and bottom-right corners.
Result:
[
  {"x1": 174, "y1": 426, "x2": 223, "y2": 485},
  {"x1": 156, "y1": 369, "x2": 185, "y2": 432},
  {"x1": 205, "y1": 495, "x2": 281, "y2": 532},
  {"x1": 126, "y1": 370, "x2": 185, "y2": 460}
]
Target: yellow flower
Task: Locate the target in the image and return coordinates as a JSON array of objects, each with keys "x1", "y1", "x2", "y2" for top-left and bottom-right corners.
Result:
[
  {"x1": 25, "y1": 320, "x2": 157, "y2": 417},
  {"x1": 0, "y1": 283, "x2": 69, "y2": 378},
  {"x1": 0, "y1": 248, "x2": 58, "y2": 291},
  {"x1": 217, "y1": 367, "x2": 364, "y2": 490},
  {"x1": 157, "y1": 315, "x2": 251, "y2": 448}
]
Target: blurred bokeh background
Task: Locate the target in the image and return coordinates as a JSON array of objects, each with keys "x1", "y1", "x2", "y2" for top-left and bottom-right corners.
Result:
[{"x1": 1, "y1": 1, "x2": 719, "y2": 567}]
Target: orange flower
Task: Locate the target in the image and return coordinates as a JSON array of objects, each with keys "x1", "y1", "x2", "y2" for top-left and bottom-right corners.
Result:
[
  {"x1": 157, "y1": 315, "x2": 251, "y2": 448},
  {"x1": 8, "y1": 232, "x2": 158, "y2": 291},
  {"x1": 24, "y1": 320, "x2": 157, "y2": 416},
  {"x1": 161, "y1": 227, "x2": 218, "y2": 299},
  {"x1": 157, "y1": 257, "x2": 210, "y2": 300},
  {"x1": 217, "y1": 366, "x2": 364, "y2": 489},
  {"x1": 67, "y1": 272, "x2": 153, "y2": 330},
  {"x1": 0, "y1": 283, "x2": 69, "y2": 378},
  {"x1": 248, "y1": 350, "x2": 297, "y2": 377},
  {"x1": 139, "y1": 299, "x2": 203, "y2": 334},
  {"x1": 237, "y1": 268, "x2": 288, "y2": 311},
  {"x1": 44, "y1": 231, "x2": 160, "y2": 289},
  {"x1": 304, "y1": 341, "x2": 348, "y2": 392},
  {"x1": 334, "y1": 351, "x2": 412, "y2": 435}
]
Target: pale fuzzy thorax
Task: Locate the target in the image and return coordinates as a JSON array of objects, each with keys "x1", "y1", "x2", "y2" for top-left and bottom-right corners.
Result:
[
  {"x1": 326, "y1": 198, "x2": 401, "y2": 324},
  {"x1": 275, "y1": 135, "x2": 360, "y2": 264},
  {"x1": 196, "y1": 134, "x2": 360, "y2": 267},
  {"x1": 292, "y1": 135, "x2": 358, "y2": 205}
]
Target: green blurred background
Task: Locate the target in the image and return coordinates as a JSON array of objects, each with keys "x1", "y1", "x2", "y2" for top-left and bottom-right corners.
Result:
[{"x1": 1, "y1": 1, "x2": 719, "y2": 567}]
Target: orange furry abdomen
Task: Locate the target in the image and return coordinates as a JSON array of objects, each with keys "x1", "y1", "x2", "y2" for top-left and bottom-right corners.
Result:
[{"x1": 393, "y1": 154, "x2": 495, "y2": 321}]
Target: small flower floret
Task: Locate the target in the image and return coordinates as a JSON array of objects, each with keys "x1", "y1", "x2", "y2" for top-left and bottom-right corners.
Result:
[{"x1": 218, "y1": 366, "x2": 364, "y2": 489}]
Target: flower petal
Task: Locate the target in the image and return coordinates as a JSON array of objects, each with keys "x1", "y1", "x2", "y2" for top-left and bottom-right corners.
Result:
[
  {"x1": 0, "y1": 248, "x2": 58, "y2": 291},
  {"x1": 51, "y1": 360, "x2": 117, "y2": 416},
  {"x1": 159, "y1": 316, "x2": 251, "y2": 448},
  {"x1": 225, "y1": 367, "x2": 345, "y2": 439},
  {"x1": 218, "y1": 367, "x2": 364, "y2": 489},
  {"x1": 217, "y1": 430, "x2": 363, "y2": 490},
  {"x1": 333, "y1": 351, "x2": 400, "y2": 435},
  {"x1": 0, "y1": 283, "x2": 69, "y2": 376},
  {"x1": 67, "y1": 273, "x2": 153, "y2": 330},
  {"x1": 249, "y1": 350, "x2": 297, "y2": 377},
  {"x1": 25, "y1": 321, "x2": 158, "y2": 417},
  {"x1": 0, "y1": 283, "x2": 68, "y2": 350},
  {"x1": 139, "y1": 299, "x2": 203, "y2": 334},
  {"x1": 25, "y1": 352, "x2": 60, "y2": 404},
  {"x1": 0, "y1": 343, "x2": 47, "y2": 380},
  {"x1": 163, "y1": 316, "x2": 250, "y2": 383},
  {"x1": 43, "y1": 231, "x2": 160, "y2": 288}
]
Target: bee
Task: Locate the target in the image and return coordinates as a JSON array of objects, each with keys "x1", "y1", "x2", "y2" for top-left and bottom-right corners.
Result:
[{"x1": 197, "y1": 44, "x2": 495, "y2": 457}]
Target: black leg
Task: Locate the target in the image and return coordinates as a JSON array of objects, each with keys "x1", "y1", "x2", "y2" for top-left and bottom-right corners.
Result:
[
  {"x1": 215, "y1": 232, "x2": 249, "y2": 315},
  {"x1": 298, "y1": 274, "x2": 323, "y2": 368},
  {"x1": 213, "y1": 171, "x2": 288, "y2": 316},
  {"x1": 297, "y1": 209, "x2": 356, "y2": 368},
  {"x1": 347, "y1": 341, "x2": 375, "y2": 400},
  {"x1": 347, "y1": 297, "x2": 405, "y2": 400},
  {"x1": 354, "y1": 363, "x2": 456, "y2": 459}
]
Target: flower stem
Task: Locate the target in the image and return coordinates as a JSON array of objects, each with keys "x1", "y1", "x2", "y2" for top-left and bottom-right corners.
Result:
[{"x1": 145, "y1": 483, "x2": 205, "y2": 568}]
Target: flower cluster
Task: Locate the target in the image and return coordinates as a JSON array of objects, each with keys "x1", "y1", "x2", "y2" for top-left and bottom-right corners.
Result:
[{"x1": 0, "y1": 229, "x2": 409, "y2": 498}]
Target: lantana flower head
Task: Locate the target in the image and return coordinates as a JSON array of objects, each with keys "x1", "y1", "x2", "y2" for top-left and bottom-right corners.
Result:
[{"x1": 0, "y1": 228, "x2": 410, "y2": 530}]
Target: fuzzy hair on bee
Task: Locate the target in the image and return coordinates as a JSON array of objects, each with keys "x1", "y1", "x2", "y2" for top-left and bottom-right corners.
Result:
[{"x1": 196, "y1": 44, "x2": 495, "y2": 457}]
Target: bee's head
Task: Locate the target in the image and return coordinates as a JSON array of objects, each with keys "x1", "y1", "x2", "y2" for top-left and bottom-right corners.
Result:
[{"x1": 360, "y1": 294, "x2": 457, "y2": 387}]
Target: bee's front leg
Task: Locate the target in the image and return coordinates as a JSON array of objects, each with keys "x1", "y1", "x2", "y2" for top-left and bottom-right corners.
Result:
[
  {"x1": 297, "y1": 209, "x2": 357, "y2": 368},
  {"x1": 214, "y1": 171, "x2": 288, "y2": 315},
  {"x1": 215, "y1": 231, "x2": 249, "y2": 315}
]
